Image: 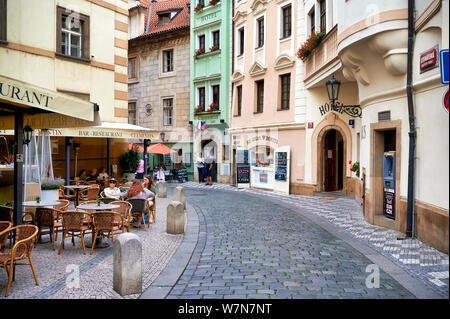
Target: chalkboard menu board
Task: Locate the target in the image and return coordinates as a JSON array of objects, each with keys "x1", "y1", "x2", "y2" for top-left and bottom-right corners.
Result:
[
  {"x1": 164, "y1": 154, "x2": 171, "y2": 166},
  {"x1": 275, "y1": 152, "x2": 288, "y2": 181},
  {"x1": 237, "y1": 165, "x2": 250, "y2": 184},
  {"x1": 177, "y1": 169, "x2": 188, "y2": 182},
  {"x1": 276, "y1": 152, "x2": 287, "y2": 166}
]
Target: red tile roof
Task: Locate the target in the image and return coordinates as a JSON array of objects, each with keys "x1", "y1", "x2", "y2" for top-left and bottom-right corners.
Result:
[{"x1": 131, "y1": 0, "x2": 190, "y2": 40}]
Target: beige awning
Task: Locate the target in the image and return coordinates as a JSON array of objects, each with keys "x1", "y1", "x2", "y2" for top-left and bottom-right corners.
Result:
[
  {"x1": 1, "y1": 122, "x2": 158, "y2": 140},
  {"x1": 0, "y1": 74, "x2": 98, "y2": 130}
]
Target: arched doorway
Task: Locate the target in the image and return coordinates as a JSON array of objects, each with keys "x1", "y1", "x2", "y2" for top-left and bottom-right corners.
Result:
[
  {"x1": 202, "y1": 139, "x2": 217, "y2": 182},
  {"x1": 322, "y1": 129, "x2": 344, "y2": 192}
]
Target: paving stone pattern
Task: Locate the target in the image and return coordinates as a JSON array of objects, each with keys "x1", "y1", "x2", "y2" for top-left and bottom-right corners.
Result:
[
  {"x1": 165, "y1": 185, "x2": 418, "y2": 299},
  {"x1": 0, "y1": 197, "x2": 183, "y2": 299},
  {"x1": 179, "y1": 182, "x2": 449, "y2": 298}
]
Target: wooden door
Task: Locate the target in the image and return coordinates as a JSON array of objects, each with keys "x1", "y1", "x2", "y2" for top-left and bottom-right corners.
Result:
[{"x1": 324, "y1": 130, "x2": 336, "y2": 191}]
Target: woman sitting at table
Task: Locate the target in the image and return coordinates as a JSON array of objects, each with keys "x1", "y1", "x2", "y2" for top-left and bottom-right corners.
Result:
[
  {"x1": 103, "y1": 178, "x2": 121, "y2": 200},
  {"x1": 126, "y1": 180, "x2": 154, "y2": 228},
  {"x1": 97, "y1": 167, "x2": 109, "y2": 180},
  {"x1": 86, "y1": 168, "x2": 98, "y2": 182},
  {"x1": 78, "y1": 169, "x2": 88, "y2": 181},
  {"x1": 143, "y1": 175, "x2": 157, "y2": 195}
]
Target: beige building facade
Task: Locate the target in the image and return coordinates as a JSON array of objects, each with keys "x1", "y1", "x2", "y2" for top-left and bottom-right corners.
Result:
[{"x1": 297, "y1": 0, "x2": 449, "y2": 253}]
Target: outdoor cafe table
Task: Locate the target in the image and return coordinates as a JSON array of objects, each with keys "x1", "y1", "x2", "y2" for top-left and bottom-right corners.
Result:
[
  {"x1": 77, "y1": 203, "x2": 120, "y2": 249},
  {"x1": 23, "y1": 200, "x2": 60, "y2": 243},
  {"x1": 64, "y1": 185, "x2": 91, "y2": 207}
]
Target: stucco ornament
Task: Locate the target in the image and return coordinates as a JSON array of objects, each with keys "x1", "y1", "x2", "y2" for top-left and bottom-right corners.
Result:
[
  {"x1": 340, "y1": 50, "x2": 371, "y2": 86},
  {"x1": 369, "y1": 29, "x2": 408, "y2": 76}
]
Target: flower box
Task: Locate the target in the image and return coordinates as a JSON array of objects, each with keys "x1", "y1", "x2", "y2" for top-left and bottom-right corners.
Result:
[
  {"x1": 41, "y1": 189, "x2": 59, "y2": 202},
  {"x1": 297, "y1": 31, "x2": 326, "y2": 62}
]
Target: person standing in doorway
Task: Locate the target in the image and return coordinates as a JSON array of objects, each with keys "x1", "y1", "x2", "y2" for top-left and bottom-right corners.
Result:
[
  {"x1": 135, "y1": 158, "x2": 144, "y2": 180},
  {"x1": 205, "y1": 156, "x2": 215, "y2": 185},
  {"x1": 195, "y1": 153, "x2": 205, "y2": 183}
]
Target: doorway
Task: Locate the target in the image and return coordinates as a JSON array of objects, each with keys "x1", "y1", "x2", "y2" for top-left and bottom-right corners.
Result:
[
  {"x1": 323, "y1": 129, "x2": 344, "y2": 192},
  {"x1": 202, "y1": 139, "x2": 217, "y2": 182}
]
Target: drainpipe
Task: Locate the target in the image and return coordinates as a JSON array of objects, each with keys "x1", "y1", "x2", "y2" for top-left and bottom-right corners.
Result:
[
  {"x1": 405, "y1": 0, "x2": 416, "y2": 238},
  {"x1": 145, "y1": 0, "x2": 157, "y2": 33}
]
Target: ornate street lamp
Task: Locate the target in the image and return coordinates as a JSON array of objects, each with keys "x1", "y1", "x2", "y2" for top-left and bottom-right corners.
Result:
[
  {"x1": 23, "y1": 125, "x2": 33, "y2": 145},
  {"x1": 325, "y1": 75, "x2": 362, "y2": 118}
]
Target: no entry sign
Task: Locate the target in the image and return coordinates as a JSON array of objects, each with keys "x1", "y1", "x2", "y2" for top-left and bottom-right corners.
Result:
[{"x1": 444, "y1": 88, "x2": 449, "y2": 113}]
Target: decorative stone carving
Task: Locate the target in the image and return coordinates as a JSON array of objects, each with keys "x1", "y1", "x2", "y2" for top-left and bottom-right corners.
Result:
[
  {"x1": 274, "y1": 53, "x2": 295, "y2": 70},
  {"x1": 369, "y1": 29, "x2": 408, "y2": 76},
  {"x1": 249, "y1": 60, "x2": 267, "y2": 77}
]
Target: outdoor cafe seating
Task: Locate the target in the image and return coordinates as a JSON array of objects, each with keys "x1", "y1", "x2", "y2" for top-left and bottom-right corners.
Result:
[
  {"x1": 34, "y1": 207, "x2": 63, "y2": 251},
  {"x1": 0, "y1": 221, "x2": 12, "y2": 252},
  {"x1": 89, "y1": 211, "x2": 123, "y2": 254},
  {"x1": 0, "y1": 224, "x2": 39, "y2": 297},
  {"x1": 58, "y1": 211, "x2": 91, "y2": 255}
]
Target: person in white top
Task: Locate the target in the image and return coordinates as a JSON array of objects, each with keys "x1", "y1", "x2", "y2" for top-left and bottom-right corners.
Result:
[
  {"x1": 103, "y1": 178, "x2": 121, "y2": 199},
  {"x1": 156, "y1": 166, "x2": 165, "y2": 181},
  {"x1": 195, "y1": 153, "x2": 205, "y2": 183},
  {"x1": 97, "y1": 167, "x2": 109, "y2": 180}
]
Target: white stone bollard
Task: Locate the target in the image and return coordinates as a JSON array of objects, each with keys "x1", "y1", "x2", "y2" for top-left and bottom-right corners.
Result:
[
  {"x1": 167, "y1": 201, "x2": 185, "y2": 235},
  {"x1": 156, "y1": 181, "x2": 167, "y2": 198},
  {"x1": 173, "y1": 186, "x2": 186, "y2": 211},
  {"x1": 113, "y1": 233, "x2": 142, "y2": 296}
]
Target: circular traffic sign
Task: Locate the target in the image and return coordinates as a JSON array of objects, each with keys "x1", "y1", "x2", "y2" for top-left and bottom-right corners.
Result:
[{"x1": 444, "y1": 88, "x2": 449, "y2": 113}]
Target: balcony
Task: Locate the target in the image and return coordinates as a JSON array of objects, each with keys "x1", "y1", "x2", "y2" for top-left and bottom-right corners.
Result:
[{"x1": 304, "y1": 26, "x2": 338, "y2": 81}]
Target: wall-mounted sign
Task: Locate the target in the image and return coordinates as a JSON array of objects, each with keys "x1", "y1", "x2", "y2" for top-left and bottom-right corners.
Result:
[
  {"x1": 308, "y1": 122, "x2": 314, "y2": 129},
  {"x1": 420, "y1": 45, "x2": 439, "y2": 73},
  {"x1": 443, "y1": 88, "x2": 449, "y2": 113},
  {"x1": 349, "y1": 119, "x2": 355, "y2": 128},
  {"x1": 441, "y1": 49, "x2": 449, "y2": 84},
  {"x1": 318, "y1": 101, "x2": 362, "y2": 118}
]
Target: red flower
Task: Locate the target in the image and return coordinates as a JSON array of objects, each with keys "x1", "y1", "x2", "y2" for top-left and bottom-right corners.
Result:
[{"x1": 349, "y1": 160, "x2": 352, "y2": 164}]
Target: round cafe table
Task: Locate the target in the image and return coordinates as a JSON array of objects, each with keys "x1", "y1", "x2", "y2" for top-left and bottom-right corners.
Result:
[
  {"x1": 64, "y1": 185, "x2": 91, "y2": 207},
  {"x1": 77, "y1": 203, "x2": 120, "y2": 249},
  {"x1": 23, "y1": 200, "x2": 60, "y2": 243}
]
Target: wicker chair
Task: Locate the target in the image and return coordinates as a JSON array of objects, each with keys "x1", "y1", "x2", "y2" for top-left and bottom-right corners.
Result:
[
  {"x1": 34, "y1": 208, "x2": 63, "y2": 250},
  {"x1": 111, "y1": 201, "x2": 132, "y2": 232},
  {"x1": 59, "y1": 186, "x2": 76, "y2": 201},
  {"x1": 126, "y1": 198, "x2": 148, "y2": 231},
  {"x1": 58, "y1": 211, "x2": 91, "y2": 255},
  {"x1": 0, "y1": 205, "x2": 13, "y2": 223},
  {"x1": 90, "y1": 211, "x2": 122, "y2": 254},
  {"x1": 0, "y1": 225, "x2": 39, "y2": 297},
  {"x1": 79, "y1": 186, "x2": 100, "y2": 202},
  {"x1": 54, "y1": 199, "x2": 70, "y2": 211},
  {"x1": 99, "y1": 192, "x2": 116, "y2": 204},
  {"x1": 0, "y1": 221, "x2": 12, "y2": 252}
]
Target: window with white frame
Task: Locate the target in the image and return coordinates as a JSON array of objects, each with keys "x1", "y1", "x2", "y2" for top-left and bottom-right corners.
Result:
[
  {"x1": 256, "y1": 17, "x2": 264, "y2": 48},
  {"x1": 211, "y1": 30, "x2": 220, "y2": 50},
  {"x1": 128, "y1": 102, "x2": 137, "y2": 125},
  {"x1": 281, "y1": 4, "x2": 292, "y2": 39},
  {"x1": 162, "y1": 49, "x2": 174, "y2": 73},
  {"x1": 163, "y1": 98, "x2": 173, "y2": 126},
  {"x1": 128, "y1": 57, "x2": 137, "y2": 80},
  {"x1": 238, "y1": 27, "x2": 244, "y2": 56},
  {"x1": 211, "y1": 84, "x2": 220, "y2": 106},
  {"x1": 198, "y1": 34, "x2": 206, "y2": 50},
  {"x1": 198, "y1": 87, "x2": 206, "y2": 107}
]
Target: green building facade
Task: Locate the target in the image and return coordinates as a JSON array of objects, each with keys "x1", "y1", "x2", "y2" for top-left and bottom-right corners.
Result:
[{"x1": 190, "y1": 0, "x2": 232, "y2": 183}]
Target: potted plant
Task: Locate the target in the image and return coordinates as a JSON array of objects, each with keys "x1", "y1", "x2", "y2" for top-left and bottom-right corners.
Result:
[
  {"x1": 96, "y1": 199, "x2": 101, "y2": 207},
  {"x1": 208, "y1": 102, "x2": 219, "y2": 112},
  {"x1": 209, "y1": 45, "x2": 219, "y2": 52},
  {"x1": 209, "y1": 0, "x2": 220, "y2": 6},
  {"x1": 296, "y1": 31, "x2": 326, "y2": 62},
  {"x1": 349, "y1": 160, "x2": 360, "y2": 177},
  {"x1": 194, "y1": 2, "x2": 204, "y2": 13},
  {"x1": 195, "y1": 48, "x2": 205, "y2": 57},
  {"x1": 118, "y1": 147, "x2": 140, "y2": 180},
  {"x1": 194, "y1": 105, "x2": 205, "y2": 114},
  {"x1": 41, "y1": 178, "x2": 65, "y2": 202},
  {"x1": 35, "y1": 197, "x2": 41, "y2": 204}
]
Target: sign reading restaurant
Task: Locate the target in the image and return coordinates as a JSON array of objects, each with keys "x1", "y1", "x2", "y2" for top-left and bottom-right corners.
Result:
[{"x1": 0, "y1": 80, "x2": 54, "y2": 108}]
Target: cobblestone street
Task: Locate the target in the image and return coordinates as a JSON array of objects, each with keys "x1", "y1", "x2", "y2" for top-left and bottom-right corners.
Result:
[{"x1": 160, "y1": 183, "x2": 448, "y2": 299}]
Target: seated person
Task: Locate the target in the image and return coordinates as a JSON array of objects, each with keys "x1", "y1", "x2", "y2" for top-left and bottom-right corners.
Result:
[
  {"x1": 103, "y1": 178, "x2": 121, "y2": 200},
  {"x1": 86, "y1": 168, "x2": 98, "y2": 182},
  {"x1": 143, "y1": 175, "x2": 157, "y2": 195},
  {"x1": 127, "y1": 180, "x2": 154, "y2": 228},
  {"x1": 78, "y1": 169, "x2": 88, "y2": 181},
  {"x1": 97, "y1": 167, "x2": 109, "y2": 180}
]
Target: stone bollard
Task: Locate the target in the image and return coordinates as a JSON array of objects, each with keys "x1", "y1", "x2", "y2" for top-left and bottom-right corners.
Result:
[
  {"x1": 166, "y1": 201, "x2": 185, "y2": 235},
  {"x1": 156, "y1": 181, "x2": 167, "y2": 198},
  {"x1": 113, "y1": 233, "x2": 142, "y2": 296},
  {"x1": 173, "y1": 186, "x2": 186, "y2": 211}
]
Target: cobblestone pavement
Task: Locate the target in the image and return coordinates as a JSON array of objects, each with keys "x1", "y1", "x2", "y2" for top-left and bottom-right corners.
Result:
[
  {"x1": 164, "y1": 184, "x2": 427, "y2": 299},
  {"x1": 178, "y1": 182, "x2": 449, "y2": 298},
  {"x1": 0, "y1": 197, "x2": 183, "y2": 299}
]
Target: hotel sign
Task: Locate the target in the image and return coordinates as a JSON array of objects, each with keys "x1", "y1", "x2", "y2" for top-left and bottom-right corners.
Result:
[{"x1": 200, "y1": 12, "x2": 217, "y2": 23}]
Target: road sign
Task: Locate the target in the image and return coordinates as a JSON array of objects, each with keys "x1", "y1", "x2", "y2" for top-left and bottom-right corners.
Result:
[
  {"x1": 440, "y1": 49, "x2": 449, "y2": 84},
  {"x1": 444, "y1": 88, "x2": 449, "y2": 113}
]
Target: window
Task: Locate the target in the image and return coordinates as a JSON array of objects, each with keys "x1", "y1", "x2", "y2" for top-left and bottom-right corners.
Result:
[
  {"x1": 128, "y1": 102, "x2": 136, "y2": 125},
  {"x1": 223, "y1": 145, "x2": 229, "y2": 161},
  {"x1": 281, "y1": 5, "x2": 292, "y2": 39},
  {"x1": 309, "y1": 7, "x2": 315, "y2": 34},
  {"x1": 158, "y1": 13, "x2": 171, "y2": 25},
  {"x1": 162, "y1": 49, "x2": 174, "y2": 73},
  {"x1": 128, "y1": 57, "x2": 137, "y2": 80},
  {"x1": 163, "y1": 98, "x2": 173, "y2": 126},
  {"x1": 198, "y1": 87, "x2": 206, "y2": 107},
  {"x1": 256, "y1": 17, "x2": 264, "y2": 48},
  {"x1": 198, "y1": 0, "x2": 205, "y2": 5},
  {"x1": 280, "y1": 73, "x2": 291, "y2": 110},
  {"x1": 256, "y1": 80, "x2": 264, "y2": 113},
  {"x1": 236, "y1": 85, "x2": 242, "y2": 116},
  {"x1": 0, "y1": 0, "x2": 6, "y2": 42},
  {"x1": 57, "y1": 6, "x2": 90, "y2": 60},
  {"x1": 320, "y1": 0, "x2": 326, "y2": 32},
  {"x1": 211, "y1": 30, "x2": 220, "y2": 50},
  {"x1": 212, "y1": 85, "x2": 220, "y2": 106},
  {"x1": 238, "y1": 28, "x2": 244, "y2": 56},
  {"x1": 198, "y1": 34, "x2": 205, "y2": 50}
]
